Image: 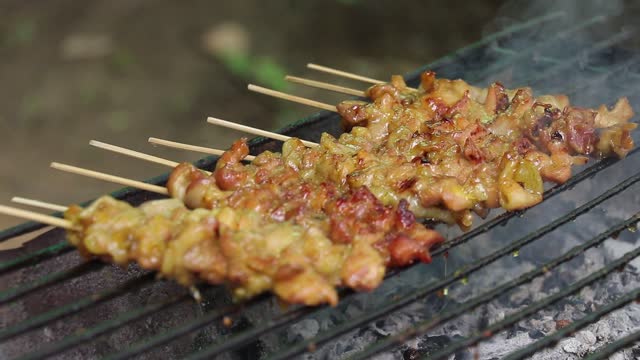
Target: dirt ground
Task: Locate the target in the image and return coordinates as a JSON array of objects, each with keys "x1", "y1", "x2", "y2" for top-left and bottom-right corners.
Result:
[{"x1": 0, "y1": 0, "x2": 507, "y2": 229}]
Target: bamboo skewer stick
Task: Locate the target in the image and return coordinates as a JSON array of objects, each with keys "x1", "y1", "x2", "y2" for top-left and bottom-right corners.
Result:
[
  {"x1": 306, "y1": 63, "x2": 384, "y2": 84},
  {"x1": 206, "y1": 117, "x2": 318, "y2": 147},
  {"x1": 247, "y1": 84, "x2": 336, "y2": 112},
  {"x1": 90, "y1": 140, "x2": 211, "y2": 175},
  {"x1": 148, "y1": 137, "x2": 256, "y2": 161},
  {"x1": 306, "y1": 63, "x2": 418, "y2": 91},
  {"x1": 0, "y1": 204, "x2": 75, "y2": 229},
  {"x1": 11, "y1": 197, "x2": 68, "y2": 212},
  {"x1": 284, "y1": 75, "x2": 366, "y2": 97},
  {"x1": 50, "y1": 162, "x2": 169, "y2": 195},
  {"x1": 90, "y1": 140, "x2": 180, "y2": 168}
]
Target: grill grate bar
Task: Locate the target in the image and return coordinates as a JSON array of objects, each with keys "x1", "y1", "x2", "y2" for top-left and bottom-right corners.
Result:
[
  {"x1": 0, "y1": 261, "x2": 103, "y2": 304},
  {"x1": 195, "y1": 172, "x2": 640, "y2": 360},
  {"x1": 351, "y1": 213, "x2": 640, "y2": 359},
  {"x1": 0, "y1": 242, "x2": 73, "y2": 275},
  {"x1": 180, "y1": 306, "x2": 328, "y2": 360},
  {"x1": 503, "y1": 289, "x2": 640, "y2": 360},
  {"x1": 469, "y1": 15, "x2": 607, "y2": 83},
  {"x1": 0, "y1": 185, "x2": 154, "y2": 244},
  {"x1": 433, "y1": 147, "x2": 639, "y2": 258},
  {"x1": 563, "y1": 57, "x2": 640, "y2": 97},
  {"x1": 524, "y1": 29, "x2": 634, "y2": 87},
  {"x1": 414, "y1": 11, "x2": 565, "y2": 75},
  {"x1": 583, "y1": 329, "x2": 640, "y2": 360},
  {"x1": 16, "y1": 294, "x2": 190, "y2": 360},
  {"x1": 489, "y1": 45, "x2": 630, "y2": 76},
  {"x1": 103, "y1": 294, "x2": 276, "y2": 360},
  {"x1": 426, "y1": 265, "x2": 640, "y2": 360},
  {"x1": 0, "y1": 273, "x2": 155, "y2": 342}
]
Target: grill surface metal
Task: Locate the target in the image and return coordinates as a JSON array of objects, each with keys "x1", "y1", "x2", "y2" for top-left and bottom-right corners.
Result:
[{"x1": 1, "y1": 11, "x2": 640, "y2": 360}]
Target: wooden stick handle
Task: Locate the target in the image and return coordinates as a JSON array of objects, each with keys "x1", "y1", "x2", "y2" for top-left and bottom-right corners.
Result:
[
  {"x1": 50, "y1": 162, "x2": 169, "y2": 195},
  {"x1": 247, "y1": 84, "x2": 336, "y2": 112},
  {"x1": 11, "y1": 197, "x2": 69, "y2": 212},
  {"x1": 0, "y1": 204, "x2": 75, "y2": 229},
  {"x1": 305, "y1": 63, "x2": 418, "y2": 91},
  {"x1": 90, "y1": 140, "x2": 180, "y2": 168},
  {"x1": 90, "y1": 140, "x2": 212, "y2": 175},
  {"x1": 285, "y1": 76, "x2": 366, "y2": 97},
  {"x1": 306, "y1": 63, "x2": 383, "y2": 84},
  {"x1": 206, "y1": 117, "x2": 318, "y2": 147},
  {"x1": 148, "y1": 137, "x2": 256, "y2": 161}
]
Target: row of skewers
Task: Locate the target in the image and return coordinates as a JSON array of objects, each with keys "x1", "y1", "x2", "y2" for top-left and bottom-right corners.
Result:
[{"x1": 1, "y1": 63, "x2": 636, "y2": 306}]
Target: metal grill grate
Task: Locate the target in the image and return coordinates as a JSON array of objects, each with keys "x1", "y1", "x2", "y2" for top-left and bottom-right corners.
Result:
[{"x1": 1, "y1": 11, "x2": 640, "y2": 360}]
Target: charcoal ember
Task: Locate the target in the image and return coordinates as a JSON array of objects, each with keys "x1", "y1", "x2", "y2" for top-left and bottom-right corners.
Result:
[
  {"x1": 609, "y1": 352, "x2": 626, "y2": 360},
  {"x1": 594, "y1": 321, "x2": 613, "y2": 342},
  {"x1": 580, "y1": 287, "x2": 597, "y2": 305},
  {"x1": 508, "y1": 277, "x2": 545, "y2": 305},
  {"x1": 604, "y1": 239, "x2": 640, "y2": 270},
  {"x1": 506, "y1": 324, "x2": 529, "y2": 339},
  {"x1": 402, "y1": 347, "x2": 421, "y2": 360},
  {"x1": 574, "y1": 303, "x2": 586, "y2": 312},
  {"x1": 209, "y1": 315, "x2": 267, "y2": 360},
  {"x1": 416, "y1": 334, "x2": 452, "y2": 352},
  {"x1": 288, "y1": 319, "x2": 320, "y2": 341},
  {"x1": 370, "y1": 320, "x2": 391, "y2": 337},
  {"x1": 320, "y1": 330, "x2": 380, "y2": 359},
  {"x1": 560, "y1": 337, "x2": 586, "y2": 356},
  {"x1": 491, "y1": 310, "x2": 505, "y2": 323},
  {"x1": 527, "y1": 329, "x2": 545, "y2": 339},
  {"x1": 474, "y1": 331, "x2": 537, "y2": 359},
  {"x1": 385, "y1": 313, "x2": 421, "y2": 334},
  {"x1": 555, "y1": 304, "x2": 586, "y2": 325},
  {"x1": 344, "y1": 303, "x2": 365, "y2": 319},
  {"x1": 402, "y1": 334, "x2": 471, "y2": 359},
  {"x1": 575, "y1": 330, "x2": 597, "y2": 346},
  {"x1": 527, "y1": 315, "x2": 556, "y2": 333}
]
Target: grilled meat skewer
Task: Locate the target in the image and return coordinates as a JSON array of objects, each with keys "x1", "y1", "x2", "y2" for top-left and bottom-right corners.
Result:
[
  {"x1": 65, "y1": 190, "x2": 443, "y2": 306},
  {"x1": 168, "y1": 72, "x2": 636, "y2": 229}
]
